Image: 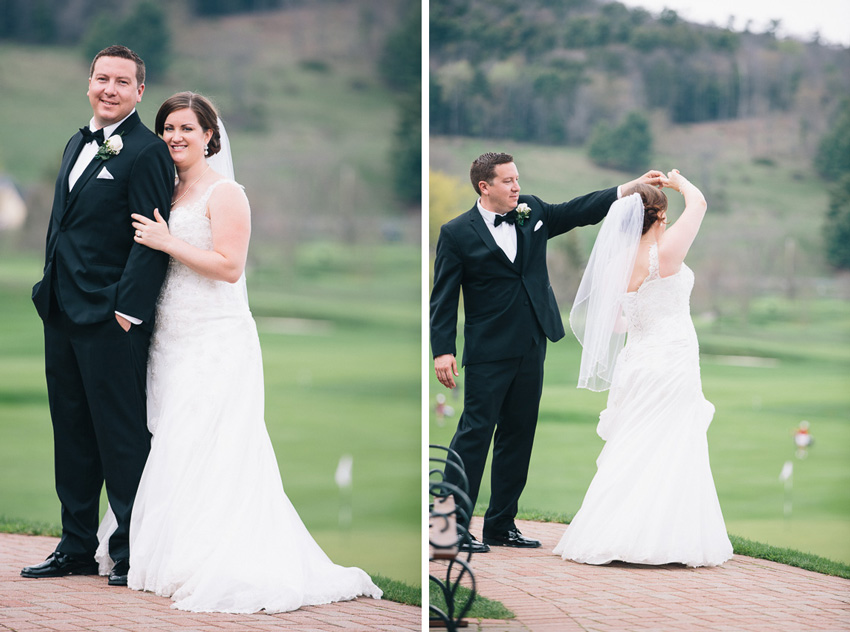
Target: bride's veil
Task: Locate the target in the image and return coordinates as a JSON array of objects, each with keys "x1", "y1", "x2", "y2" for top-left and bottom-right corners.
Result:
[
  {"x1": 207, "y1": 117, "x2": 234, "y2": 180},
  {"x1": 570, "y1": 193, "x2": 644, "y2": 391}
]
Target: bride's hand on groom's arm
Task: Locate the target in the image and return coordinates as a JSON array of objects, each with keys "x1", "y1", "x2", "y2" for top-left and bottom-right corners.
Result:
[
  {"x1": 435, "y1": 354, "x2": 458, "y2": 389},
  {"x1": 132, "y1": 209, "x2": 172, "y2": 254}
]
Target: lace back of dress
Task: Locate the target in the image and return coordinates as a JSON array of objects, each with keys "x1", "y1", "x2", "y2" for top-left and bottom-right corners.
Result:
[
  {"x1": 625, "y1": 242, "x2": 695, "y2": 343},
  {"x1": 647, "y1": 242, "x2": 660, "y2": 281}
]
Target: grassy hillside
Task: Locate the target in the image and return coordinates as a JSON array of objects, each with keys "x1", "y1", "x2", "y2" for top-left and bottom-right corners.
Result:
[
  {"x1": 430, "y1": 118, "x2": 842, "y2": 320},
  {"x1": 0, "y1": 2, "x2": 415, "y2": 254}
]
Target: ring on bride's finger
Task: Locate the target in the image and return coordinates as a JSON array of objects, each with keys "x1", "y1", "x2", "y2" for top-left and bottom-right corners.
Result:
[{"x1": 136, "y1": 230, "x2": 142, "y2": 237}]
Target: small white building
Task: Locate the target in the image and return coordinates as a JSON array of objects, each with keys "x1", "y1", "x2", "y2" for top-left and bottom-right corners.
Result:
[{"x1": 0, "y1": 176, "x2": 26, "y2": 231}]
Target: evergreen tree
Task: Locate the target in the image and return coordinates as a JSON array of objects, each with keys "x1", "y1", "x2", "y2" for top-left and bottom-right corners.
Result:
[
  {"x1": 391, "y1": 91, "x2": 422, "y2": 206},
  {"x1": 823, "y1": 175, "x2": 850, "y2": 270},
  {"x1": 122, "y1": 1, "x2": 170, "y2": 80},
  {"x1": 814, "y1": 99, "x2": 850, "y2": 182},
  {"x1": 588, "y1": 111, "x2": 652, "y2": 172},
  {"x1": 379, "y1": 5, "x2": 421, "y2": 94},
  {"x1": 82, "y1": 1, "x2": 170, "y2": 80},
  {"x1": 380, "y1": 3, "x2": 421, "y2": 206}
]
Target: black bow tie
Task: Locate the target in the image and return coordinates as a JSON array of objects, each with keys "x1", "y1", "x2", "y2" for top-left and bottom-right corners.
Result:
[
  {"x1": 494, "y1": 210, "x2": 518, "y2": 227},
  {"x1": 79, "y1": 127, "x2": 105, "y2": 146}
]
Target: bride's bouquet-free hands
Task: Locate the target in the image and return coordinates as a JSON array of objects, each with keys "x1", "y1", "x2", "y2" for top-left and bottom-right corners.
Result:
[{"x1": 132, "y1": 209, "x2": 172, "y2": 254}]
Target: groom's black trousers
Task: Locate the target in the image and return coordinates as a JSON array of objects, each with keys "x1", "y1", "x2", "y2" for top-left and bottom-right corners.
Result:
[
  {"x1": 43, "y1": 295, "x2": 151, "y2": 563},
  {"x1": 448, "y1": 338, "x2": 546, "y2": 536}
]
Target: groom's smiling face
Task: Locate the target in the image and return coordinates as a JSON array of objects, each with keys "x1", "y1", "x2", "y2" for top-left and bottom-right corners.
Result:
[
  {"x1": 480, "y1": 162, "x2": 520, "y2": 214},
  {"x1": 87, "y1": 56, "x2": 144, "y2": 129}
]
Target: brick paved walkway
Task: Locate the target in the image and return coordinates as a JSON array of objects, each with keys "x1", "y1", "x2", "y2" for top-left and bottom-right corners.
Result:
[
  {"x1": 431, "y1": 518, "x2": 850, "y2": 632},
  {"x1": 0, "y1": 533, "x2": 421, "y2": 631}
]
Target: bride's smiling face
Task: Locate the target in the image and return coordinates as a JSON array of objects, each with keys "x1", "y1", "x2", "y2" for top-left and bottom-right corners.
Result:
[{"x1": 162, "y1": 108, "x2": 212, "y2": 168}]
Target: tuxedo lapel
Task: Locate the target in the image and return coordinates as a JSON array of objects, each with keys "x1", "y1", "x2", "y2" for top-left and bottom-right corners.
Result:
[
  {"x1": 111, "y1": 110, "x2": 140, "y2": 138},
  {"x1": 66, "y1": 154, "x2": 102, "y2": 209},
  {"x1": 63, "y1": 112, "x2": 141, "y2": 211},
  {"x1": 62, "y1": 136, "x2": 86, "y2": 193},
  {"x1": 516, "y1": 219, "x2": 531, "y2": 271},
  {"x1": 53, "y1": 134, "x2": 86, "y2": 224},
  {"x1": 468, "y1": 209, "x2": 518, "y2": 269}
]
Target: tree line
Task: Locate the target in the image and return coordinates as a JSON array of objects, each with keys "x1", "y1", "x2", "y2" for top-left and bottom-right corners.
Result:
[
  {"x1": 430, "y1": 0, "x2": 849, "y2": 150},
  {"x1": 1, "y1": 0, "x2": 421, "y2": 208},
  {"x1": 0, "y1": 0, "x2": 301, "y2": 45},
  {"x1": 817, "y1": 99, "x2": 850, "y2": 270},
  {"x1": 0, "y1": 0, "x2": 351, "y2": 80}
]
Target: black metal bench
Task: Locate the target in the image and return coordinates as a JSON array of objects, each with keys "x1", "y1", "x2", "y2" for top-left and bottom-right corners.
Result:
[{"x1": 429, "y1": 444, "x2": 477, "y2": 630}]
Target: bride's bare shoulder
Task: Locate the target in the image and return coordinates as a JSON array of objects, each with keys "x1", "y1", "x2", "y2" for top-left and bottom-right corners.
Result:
[
  {"x1": 627, "y1": 243, "x2": 653, "y2": 292},
  {"x1": 207, "y1": 178, "x2": 249, "y2": 214},
  {"x1": 656, "y1": 240, "x2": 683, "y2": 278}
]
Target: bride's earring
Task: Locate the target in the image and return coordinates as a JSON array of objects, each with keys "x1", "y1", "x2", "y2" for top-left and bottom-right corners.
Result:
[{"x1": 204, "y1": 144, "x2": 209, "y2": 157}]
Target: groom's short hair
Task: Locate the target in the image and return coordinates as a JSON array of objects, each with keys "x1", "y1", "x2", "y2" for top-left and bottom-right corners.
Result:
[
  {"x1": 470, "y1": 152, "x2": 514, "y2": 195},
  {"x1": 89, "y1": 45, "x2": 145, "y2": 87}
]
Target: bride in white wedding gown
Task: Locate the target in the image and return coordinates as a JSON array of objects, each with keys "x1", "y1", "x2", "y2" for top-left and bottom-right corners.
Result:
[
  {"x1": 554, "y1": 171, "x2": 733, "y2": 567},
  {"x1": 96, "y1": 92, "x2": 381, "y2": 612}
]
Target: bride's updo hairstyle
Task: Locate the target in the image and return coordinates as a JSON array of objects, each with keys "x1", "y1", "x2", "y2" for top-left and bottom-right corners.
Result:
[
  {"x1": 623, "y1": 183, "x2": 668, "y2": 235},
  {"x1": 155, "y1": 91, "x2": 222, "y2": 157}
]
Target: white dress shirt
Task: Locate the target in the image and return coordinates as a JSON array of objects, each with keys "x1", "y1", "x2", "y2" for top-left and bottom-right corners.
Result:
[
  {"x1": 477, "y1": 199, "x2": 518, "y2": 263},
  {"x1": 68, "y1": 111, "x2": 134, "y2": 191},
  {"x1": 68, "y1": 111, "x2": 142, "y2": 325}
]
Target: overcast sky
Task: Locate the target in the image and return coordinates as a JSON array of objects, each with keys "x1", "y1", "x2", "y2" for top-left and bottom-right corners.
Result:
[{"x1": 617, "y1": 0, "x2": 850, "y2": 47}]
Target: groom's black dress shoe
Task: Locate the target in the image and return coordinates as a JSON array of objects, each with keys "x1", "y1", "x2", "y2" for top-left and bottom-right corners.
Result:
[
  {"x1": 108, "y1": 559, "x2": 129, "y2": 586},
  {"x1": 20, "y1": 551, "x2": 99, "y2": 578},
  {"x1": 458, "y1": 534, "x2": 490, "y2": 554},
  {"x1": 483, "y1": 528, "x2": 541, "y2": 548}
]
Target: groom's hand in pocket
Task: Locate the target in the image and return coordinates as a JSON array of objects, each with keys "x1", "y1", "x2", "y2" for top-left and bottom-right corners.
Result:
[
  {"x1": 435, "y1": 354, "x2": 458, "y2": 389},
  {"x1": 115, "y1": 313, "x2": 132, "y2": 332}
]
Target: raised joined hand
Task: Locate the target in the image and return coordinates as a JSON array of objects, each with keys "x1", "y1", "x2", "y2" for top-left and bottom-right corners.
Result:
[
  {"x1": 664, "y1": 169, "x2": 690, "y2": 192},
  {"x1": 622, "y1": 169, "x2": 666, "y2": 193}
]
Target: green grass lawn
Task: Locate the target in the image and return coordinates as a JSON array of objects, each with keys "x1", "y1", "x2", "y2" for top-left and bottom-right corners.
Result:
[
  {"x1": 0, "y1": 245, "x2": 421, "y2": 586},
  {"x1": 430, "y1": 297, "x2": 850, "y2": 565},
  {"x1": 429, "y1": 131, "x2": 849, "y2": 567}
]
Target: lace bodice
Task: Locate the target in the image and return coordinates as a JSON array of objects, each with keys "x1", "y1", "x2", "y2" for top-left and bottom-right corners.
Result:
[
  {"x1": 153, "y1": 180, "x2": 250, "y2": 331},
  {"x1": 621, "y1": 244, "x2": 696, "y2": 347}
]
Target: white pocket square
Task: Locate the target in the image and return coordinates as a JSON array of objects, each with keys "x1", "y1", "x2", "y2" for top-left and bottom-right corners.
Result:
[
  {"x1": 534, "y1": 220, "x2": 543, "y2": 232},
  {"x1": 97, "y1": 167, "x2": 114, "y2": 180}
]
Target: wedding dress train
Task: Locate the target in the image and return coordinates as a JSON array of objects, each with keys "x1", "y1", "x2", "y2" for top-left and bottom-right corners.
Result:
[
  {"x1": 97, "y1": 180, "x2": 381, "y2": 612},
  {"x1": 554, "y1": 244, "x2": 733, "y2": 567}
]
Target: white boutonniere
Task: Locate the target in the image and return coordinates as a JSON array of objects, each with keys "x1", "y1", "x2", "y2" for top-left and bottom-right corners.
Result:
[
  {"x1": 515, "y1": 202, "x2": 531, "y2": 226},
  {"x1": 95, "y1": 134, "x2": 123, "y2": 161}
]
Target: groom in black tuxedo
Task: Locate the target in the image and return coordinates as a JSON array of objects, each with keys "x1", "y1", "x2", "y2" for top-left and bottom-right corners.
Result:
[
  {"x1": 24, "y1": 45, "x2": 173, "y2": 585},
  {"x1": 431, "y1": 152, "x2": 662, "y2": 552}
]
